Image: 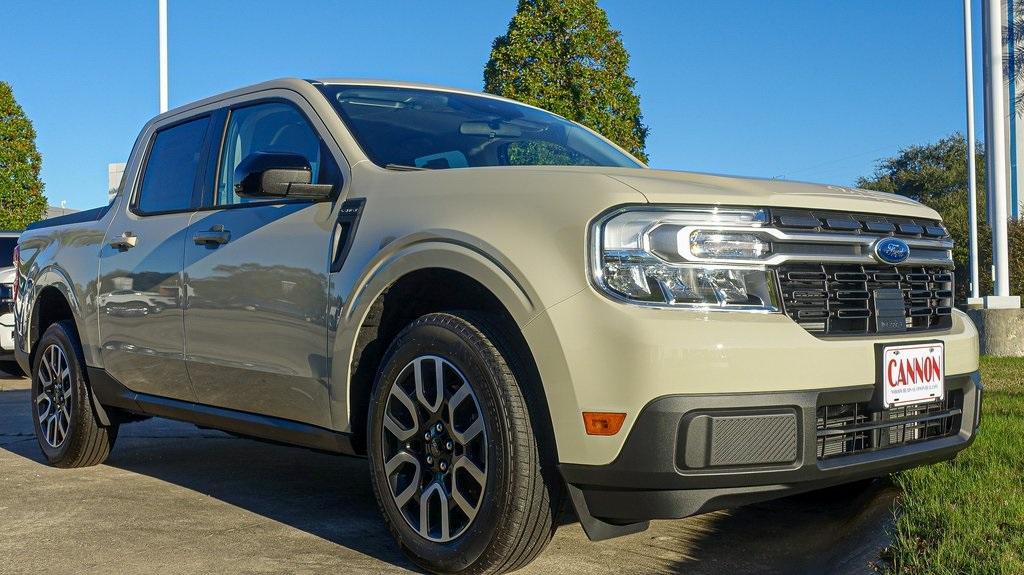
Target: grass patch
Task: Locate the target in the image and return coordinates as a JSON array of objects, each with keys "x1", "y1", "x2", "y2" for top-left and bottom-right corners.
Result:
[{"x1": 887, "y1": 357, "x2": 1024, "y2": 574}]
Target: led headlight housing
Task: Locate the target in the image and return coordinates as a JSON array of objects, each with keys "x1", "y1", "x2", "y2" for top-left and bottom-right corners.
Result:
[{"x1": 591, "y1": 206, "x2": 781, "y2": 311}]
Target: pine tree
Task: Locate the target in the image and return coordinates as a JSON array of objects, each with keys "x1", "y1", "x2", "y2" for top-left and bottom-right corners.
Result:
[
  {"x1": 0, "y1": 81, "x2": 48, "y2": 229},
  {"x1": 484, "y1": 0, "x2": 649, "y2": 163}
]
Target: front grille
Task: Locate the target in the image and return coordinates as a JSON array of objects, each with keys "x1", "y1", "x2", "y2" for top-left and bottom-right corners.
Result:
[
  {"x1": 778, "y1": 263, "x2": 953, "y2": 335},
  {"x1": 816, "y1": 391, "x2": 962, "y2": 460},
  {"x1": 772, "y1": 208, "x2": 949, "y2": 238}
]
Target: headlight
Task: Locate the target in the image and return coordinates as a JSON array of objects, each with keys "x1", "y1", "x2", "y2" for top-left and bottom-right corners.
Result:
[{"x1": 590, "y1": 207, "x2": 781, "y2": 311}]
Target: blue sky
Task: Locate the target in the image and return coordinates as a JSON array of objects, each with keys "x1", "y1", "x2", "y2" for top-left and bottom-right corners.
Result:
[{"x1": 1, "y1": 0, "x2": 982, "y2": 209}]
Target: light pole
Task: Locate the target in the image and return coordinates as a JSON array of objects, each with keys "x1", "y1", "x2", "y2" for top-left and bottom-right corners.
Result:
[
  {"x1": 158, "y1": 0, "x2": 168, "y2": 113},
  {"x1": 982, "y1": 0, "x2": 1017, "y2": 307},
  {"x1": 964, "y1": 0, "x2": 981, "y2": 304}
]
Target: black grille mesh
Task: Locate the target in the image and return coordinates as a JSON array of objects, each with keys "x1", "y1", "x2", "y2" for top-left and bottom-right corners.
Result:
[
  {"x1": 816, "y1": 392, "x2": 962, "y2": 460},
  {"x1": 778, "y1": 264, "x2": 953, "y2": 335}
]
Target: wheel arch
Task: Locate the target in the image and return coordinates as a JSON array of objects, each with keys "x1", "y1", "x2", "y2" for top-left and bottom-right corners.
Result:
[
  {"x1": 27, "y1": 267, "x2": 88, "y2": 368},
  {"x1": 335, "y1": 240, "x2": 556, "y2": 458}
]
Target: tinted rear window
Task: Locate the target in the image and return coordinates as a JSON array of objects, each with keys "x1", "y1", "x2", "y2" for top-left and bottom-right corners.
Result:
[
  {"x1": 137, "y1": 116, "x2": 210, "y2": 213},
  {"x1": 0, "y1": 237, "x2": 16, "y2": 268}
]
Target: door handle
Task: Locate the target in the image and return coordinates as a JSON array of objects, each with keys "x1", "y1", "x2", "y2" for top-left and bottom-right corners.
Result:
[
  {"x1": 193, "y1": 225, "x2": 231, "y2": 246},
  {"x1": 109, "y1": 232, "x2": 137, "y2": 250}
]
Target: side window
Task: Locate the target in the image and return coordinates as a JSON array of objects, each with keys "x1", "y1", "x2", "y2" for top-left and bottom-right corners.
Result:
[
  {"x1": 216, "y1": 102, "x2": 334, "y2": 205},
  {"x1": 136, "y1": 116, "x2": 210, "y2": 213}
]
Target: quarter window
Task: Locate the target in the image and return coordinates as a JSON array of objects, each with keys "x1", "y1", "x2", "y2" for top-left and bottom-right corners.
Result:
[
  {"x1": 216, "y1": 102, "x2": 330, "y2": 205},
  {"x1": 137, "y1": 116, "x2": 210, "y2": 213}
]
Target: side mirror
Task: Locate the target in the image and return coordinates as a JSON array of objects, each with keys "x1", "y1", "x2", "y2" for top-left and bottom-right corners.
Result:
[{"x1": 233, "y1": 152, "x2": 334, "y2": 200}]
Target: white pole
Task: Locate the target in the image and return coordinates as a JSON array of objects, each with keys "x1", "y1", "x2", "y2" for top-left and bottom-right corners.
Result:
[
  {"x1": 982, "y1": 0, "x2": 1011, "y2": 298},
  {"x1": 965, "y1": 0, "x2": 981, "y2": 301},
  {"x1": 158, "y1": 0, "x2": 168, "y2": 113}
]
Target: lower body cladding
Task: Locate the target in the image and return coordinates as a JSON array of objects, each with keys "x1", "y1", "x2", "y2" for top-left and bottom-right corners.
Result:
[{"x1": 560, "y1": 372, "x2": 981, "y2": 540}]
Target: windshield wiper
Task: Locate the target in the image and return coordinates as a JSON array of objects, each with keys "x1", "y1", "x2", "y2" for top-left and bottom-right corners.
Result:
[{"x1": 384, "y1": 163, "x2": 429, "y2": 171}]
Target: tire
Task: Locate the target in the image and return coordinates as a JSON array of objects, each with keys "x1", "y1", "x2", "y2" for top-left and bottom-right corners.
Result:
[
  {"x1": 31, "y1": 320, "x2": 119, "y2": 468},
  {"x1": 368, "y1": 311, "x2": 561, "y2": 574},
  {"x1": 0, "y1": 360, "x2": 23, "y2": 376}
]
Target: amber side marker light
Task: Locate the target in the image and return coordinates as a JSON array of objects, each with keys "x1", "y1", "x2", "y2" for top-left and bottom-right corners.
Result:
[{"x1": 583, "y1": 412, "x2": 626, "y2": 436}]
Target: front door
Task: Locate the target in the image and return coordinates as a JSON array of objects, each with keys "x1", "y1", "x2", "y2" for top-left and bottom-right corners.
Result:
[
  {"x1": 98, "y1": 115, "x2": 212, "y2": 400},
  {"x1": 183, "y1": 100, "x2": 341, "y2": 428}
]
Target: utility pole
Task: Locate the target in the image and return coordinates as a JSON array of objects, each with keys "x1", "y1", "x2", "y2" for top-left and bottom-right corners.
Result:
[
  {"x1": 982, "y1": 0, "x2": 1018, "y2": 307},
  {"x1": 159, "y1": 0, "x2": 168, "y2": 113},
  {"x1": 965, "y1": 0, "x2": 981, "y2": 304}
]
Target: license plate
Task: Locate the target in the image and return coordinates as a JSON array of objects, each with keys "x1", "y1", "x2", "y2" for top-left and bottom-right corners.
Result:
[{"x1": 882, "y1": 343, "x2": 944, "y2": 408}]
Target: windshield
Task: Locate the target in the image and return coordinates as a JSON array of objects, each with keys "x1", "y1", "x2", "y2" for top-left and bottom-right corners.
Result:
[
  {"x1": 0, "y1": 237, "x2": 16, "y2": 268},
  {"x1": 318, "y1": 84, "x2": 643, "y2": 170}
]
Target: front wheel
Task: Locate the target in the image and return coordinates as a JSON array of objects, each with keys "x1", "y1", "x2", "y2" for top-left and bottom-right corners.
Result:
[{"x1": 368, "y1": 312, "x2": 560, "y2": 574}]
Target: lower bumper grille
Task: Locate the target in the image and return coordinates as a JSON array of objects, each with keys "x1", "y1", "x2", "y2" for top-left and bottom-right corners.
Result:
[
  {"x1": 778, "y1": 264, "x2": 954, "y2": 336},
  {"x1": 816, "y1": 391, "x2": 962, "y2": 460}
]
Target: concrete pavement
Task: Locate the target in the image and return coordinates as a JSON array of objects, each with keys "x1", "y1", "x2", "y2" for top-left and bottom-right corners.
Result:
[{"x1": 0, "y1": 370, "x2": 895, "y2": 574}]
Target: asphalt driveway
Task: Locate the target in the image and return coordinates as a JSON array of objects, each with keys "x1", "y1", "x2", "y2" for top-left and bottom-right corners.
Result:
[{"x1": 0, "y1": 370, "x2": 895, "y2": 574}]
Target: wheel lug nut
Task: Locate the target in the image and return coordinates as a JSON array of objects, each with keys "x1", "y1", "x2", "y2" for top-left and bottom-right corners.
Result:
[
  {"x1": 439, "y1": 461, "x2": 448, "y2": 472},
  {"x1": 435, "y1": 423, "x2": 443, "y2": 432},
  {"x1": 424, "y1": 432, "x2": 431, "y2": 441},
  {"x1": 445, "y1": 441, "x2": 453, "y2": 450},
  {"x1": 426, "y1": 455, "x2": 433, "y2": 464}
]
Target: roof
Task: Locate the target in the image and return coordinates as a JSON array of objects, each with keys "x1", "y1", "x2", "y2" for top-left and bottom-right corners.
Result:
[{"x1": 151, "y1": 77, "x2": 542, "y2": 125}]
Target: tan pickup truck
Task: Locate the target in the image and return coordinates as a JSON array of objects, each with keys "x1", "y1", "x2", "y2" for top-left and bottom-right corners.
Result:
[{"x1": 14, "y1": 78, "x2": 980, "y2": 574}]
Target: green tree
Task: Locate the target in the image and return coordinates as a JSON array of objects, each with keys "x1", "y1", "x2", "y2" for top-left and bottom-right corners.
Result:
[
  {"x1": 0, "y1": 81, "x2": 47, "y2": 229},
  {"x1": 857, "y1": 133, "x2": 998, "y2": 300},
  {"x1": 1009, "y1": 2, "x2": 1024, "y2": 114},
  {"x1": 484, "y1": 0, "x2": 649, "y2": 163}
]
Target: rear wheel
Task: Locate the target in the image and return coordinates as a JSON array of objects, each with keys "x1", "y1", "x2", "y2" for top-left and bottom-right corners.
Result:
[
  {"x1": 31, "y1": 320, "x2": 118, "y2": 467},
  {"x1": 368, "y1": 312, "x2": 560, "y2": 574}
]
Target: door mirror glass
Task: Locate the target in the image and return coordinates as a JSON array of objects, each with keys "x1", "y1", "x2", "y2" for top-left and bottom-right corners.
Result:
[{"x1": 233, "y1": 152, "x2": 333, "y2": 199}]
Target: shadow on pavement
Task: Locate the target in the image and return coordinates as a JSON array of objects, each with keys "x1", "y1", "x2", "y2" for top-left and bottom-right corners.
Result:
[
  {"x1": 0, "y1": 386, "x2": 894, "y2": 574},
  {"x1": 0, "y1": 388, "x2": 420, "y2": 572},
  {"x1": 103, "y1": 427, "x2": 421, "y2": 571},
  {"x1": 660, "y1": 481, "x2": 896, "y2": 574}
]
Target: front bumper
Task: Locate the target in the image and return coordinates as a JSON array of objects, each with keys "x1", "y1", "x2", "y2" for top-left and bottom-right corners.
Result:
[
  {"x1": 523, "y1": 288, "x2": 980, "y2": 467},
  {"x1": 560, "y1": 371, "x2": 981, "y2": 527}
]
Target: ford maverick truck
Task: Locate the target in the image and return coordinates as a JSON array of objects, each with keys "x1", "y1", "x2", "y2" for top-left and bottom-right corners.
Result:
[{"x1": 14, "y1": 79, "x2": 981, "y2": 574}]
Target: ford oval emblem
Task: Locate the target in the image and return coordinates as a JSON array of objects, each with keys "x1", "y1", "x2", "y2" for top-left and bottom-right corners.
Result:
[{"x1": 873, "y1": 237, "x2": 910, "y2": 265}]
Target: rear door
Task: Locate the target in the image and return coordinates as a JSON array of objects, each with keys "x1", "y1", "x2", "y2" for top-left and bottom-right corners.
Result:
[
  {"x1": 182, "y1": 98, "x2": 342, "y2": 428},
  {"x1": 97, "y1": 115, "x2": 213, "y2": 400}
]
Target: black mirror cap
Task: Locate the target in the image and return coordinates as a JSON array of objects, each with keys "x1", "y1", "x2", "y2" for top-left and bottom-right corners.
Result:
[{"x1": 233, "y1": 152, "x2": 333, "y2": 200}]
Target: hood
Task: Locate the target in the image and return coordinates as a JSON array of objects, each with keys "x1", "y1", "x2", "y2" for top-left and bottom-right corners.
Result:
[
  {"x1": 363, "y1": 163, "x2": 940, "y2": 220},
  {"x1": 603, "y1": 168, "x2": 939, "y2": 220}
]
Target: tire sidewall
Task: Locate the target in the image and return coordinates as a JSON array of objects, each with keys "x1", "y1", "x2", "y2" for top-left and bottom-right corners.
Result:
[
  {"x1": 368, "y1": 316, "x2": 515, "y2": 573},
  {"x1": 31, "y1": 322, "x2": 89, "y2": 464}
]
